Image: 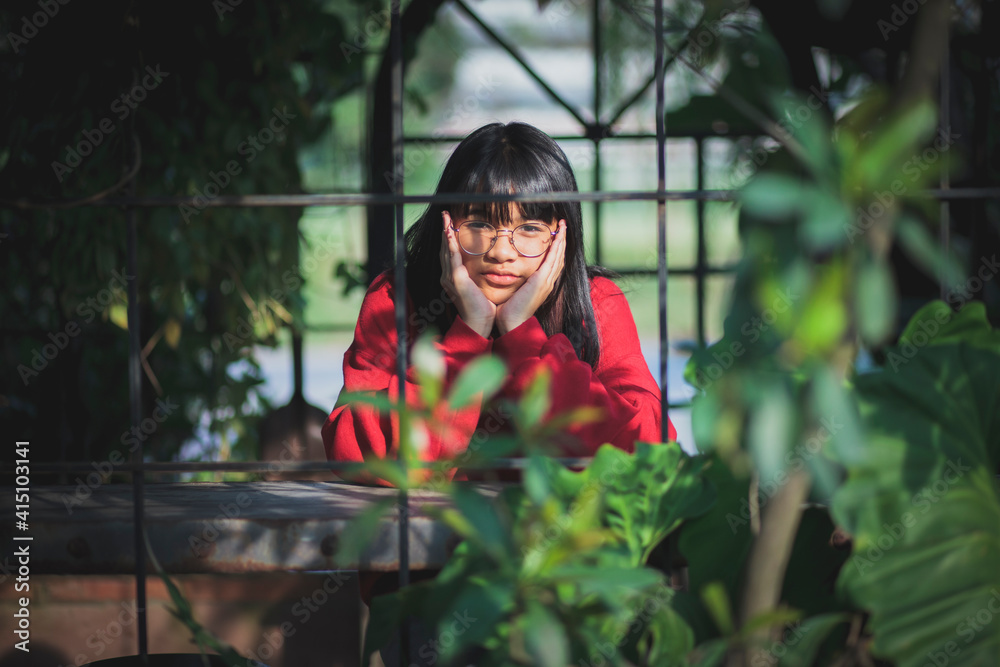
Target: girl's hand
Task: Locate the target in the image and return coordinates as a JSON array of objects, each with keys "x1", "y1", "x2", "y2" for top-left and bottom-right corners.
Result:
[
  {"x1": 440, "y1": 211, "x2": 496, "y2": 338},
  {"x1": 495, "y1": 219, "x2": 567, "y2": 335}
]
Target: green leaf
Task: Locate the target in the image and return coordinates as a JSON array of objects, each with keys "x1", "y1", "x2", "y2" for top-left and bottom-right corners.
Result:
[
  {"x1": 810, "y1": 365, "x2": 864, "y2": 467},
  {"x1": 854, "y1": 257, "x2": 896, "y2": 345},
  {"x1": 898, "y1": 299, "x2": 1000, "y2": 353},
  {"x1": 524, "y1": 602, "x2": 569, "y2": 667},
  {"x1": 518, "y1": 365, "x2": 552, "y2": 430},
  {"x1": 689, "y1": 638, "x2": 729, "y2": 666},
  {"x1": 791, "y1": 265, "x2": 849, "y2": 352},
  {"x1": 447, "y1": 355, "x2": 507, "y2": 409},
  {"x1": 776, "y1": 613, "x2": 850, "y2": 667},
  {"x1": 587, "y1": 442, "x2": 716, "y2": 564},
  {"x1": 450, "y1": 483, "x2": 513, "y2": 562},
  {"x1": 799, "y1": 190, "x2": 850, "y2": 251},
  {"x1": 857, "y1": 100, "x2": 938, "y2": 188},
  {"x1": 548, "y1": 565, "x2": 664, "y2": 599},
  {"x1": 738, "y1": 607, "x2": 803, "y2": 640},
  {"x1": 436, "y1": 576, "x2": 515, "y2": 665},
  {"x1": 690, "y1": 386, "x2": 724, "y2": 445},
  {"x1": 524, "y1": 455, "x2": 552, "y2": 505},
  {"x1": 701, "y1": 581, "x2": 735, "y2": 636},
  {"x1": 679, "y1": 455, "x2": 753, "y2": 605},
  {"x1": 537, "y1": 454, "x2": 589, "y2": 500},
  {"x1": 741, "y1": 174, "x2": 810, "y2": 219},
  {"x1": 412, "y1": 334, "x2": 444, "y2": 407},
  {"x1": 832, "y1": 335, "x2": 1000, "y2": 666},
  {"x1": 895, "y1": 215, "x2": 964, "y2": 288},
  {"x1": 767, "y1": 90, "x2": 834, "y2": 181},
  {"x1": 639, "y1": 599, "x2": 697, "y2": 667},
  {"x1": 748, "y1": 383, "x2": 796, "y2": 486}
]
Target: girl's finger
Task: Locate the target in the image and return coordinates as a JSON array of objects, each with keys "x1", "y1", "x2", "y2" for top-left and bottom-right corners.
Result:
[
  {"x1": 555, "y1": 220, "x2": 567, "y2": 271},
  {"x1": 445, "y1": 220, "x2": 464, "y2": 270},
  {"x1": 543, "y1": 220, "x2": 567, "y2": 280},
  {"x1": 544, "y1": 221, "x2": 566, "y2": 289},
  {"x1": 440, "y1": 211, "x2": 457, "y2": 274}
]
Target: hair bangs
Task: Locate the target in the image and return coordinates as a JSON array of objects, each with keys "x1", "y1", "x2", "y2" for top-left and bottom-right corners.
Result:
[{"x1": 448, "y1": 145, "x2": 563, "y2": 225}]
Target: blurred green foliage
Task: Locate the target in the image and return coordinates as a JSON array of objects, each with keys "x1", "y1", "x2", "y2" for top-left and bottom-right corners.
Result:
[
  {"x1": 832, "y1": 302, "x2": 1000, "y2": 666},
  {"x1": 0, "y1": 0, "x2": 382, "y2": 466},
  {"x1": 336, "y1": 337, "x2": 716, "y2": 666},
  {"x1": 677, "y1": 0, "x2": 1000, "y2": 663}
]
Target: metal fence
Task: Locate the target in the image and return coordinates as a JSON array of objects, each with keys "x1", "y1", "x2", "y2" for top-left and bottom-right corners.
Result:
[{"x1": 6, "y1": 0, "x2": 991, "y2": 663}]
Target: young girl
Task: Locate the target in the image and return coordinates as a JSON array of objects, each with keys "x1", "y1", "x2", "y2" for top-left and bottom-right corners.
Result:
[{"x1": 322, "y1": 121, "x2": 675, "y2": 471}]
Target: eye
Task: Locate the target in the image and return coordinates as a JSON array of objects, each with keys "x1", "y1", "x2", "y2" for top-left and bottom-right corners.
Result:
[
  {"x1": 462, "y1": 220, "x2": 495, "y2": 232},
  {"x1": 517, "y1": 223, "x2": 549, "y2": 236}
]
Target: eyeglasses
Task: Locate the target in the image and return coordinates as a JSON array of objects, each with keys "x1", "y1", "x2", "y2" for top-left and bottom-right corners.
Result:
[{"x1": 451, "y1": 220, "x2": 557, "y2": 258}]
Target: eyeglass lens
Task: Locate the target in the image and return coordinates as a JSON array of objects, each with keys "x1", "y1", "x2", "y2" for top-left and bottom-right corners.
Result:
[{"x1": 457, "y1": 221, "x2": 551, "y2": 257}]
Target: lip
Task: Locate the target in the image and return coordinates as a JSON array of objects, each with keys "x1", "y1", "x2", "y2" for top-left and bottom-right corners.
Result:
[{"x1": 482, "y1": 273, "x2": 520, "y2": 286}]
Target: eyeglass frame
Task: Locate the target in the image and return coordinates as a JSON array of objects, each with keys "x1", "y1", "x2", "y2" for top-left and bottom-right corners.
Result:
[{"x1": 449, "y1": 219, "x2": 559, "y2": 258}]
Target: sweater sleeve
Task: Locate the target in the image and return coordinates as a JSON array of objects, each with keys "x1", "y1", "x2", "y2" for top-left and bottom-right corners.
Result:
[
  {"x1": 491, "y1": 276, "x2": 675, "y2": 454},
  {"x1": 321, "y1": 274, "x2": 492, "y2": 469}
]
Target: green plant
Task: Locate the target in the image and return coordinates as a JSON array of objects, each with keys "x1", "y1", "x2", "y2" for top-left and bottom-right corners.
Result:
[
  {"x1": 831, "y1": 301, "x2": 1000, "y2": 666},
  {"x1": 667, "y1": 1, "x2": 996, "y2": 662},
  {"x1": 332, "y1": 334, "x2": 710, "y2": 665},
  {"x1": 336, "y1": 332, "x2": 864, "y2": 666},
  {"x1": 360, "y1": 441, "x2": 716, "y2": 667}
]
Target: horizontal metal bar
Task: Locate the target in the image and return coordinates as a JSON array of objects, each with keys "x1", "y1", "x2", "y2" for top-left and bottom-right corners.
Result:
[
  {"x1": 43, "y1": 190, "x2": 737, "y2": 209},
  {"x1": 400, "y1": 134, "x2": 647, "y2": 143},
  {"x1": 610, "y1": 264, "x2": 738, "y2": 277},
  {"x1": 7, "y1": 187, "x2": 995, "y2": 212},
  {"x1": 402, "y1": 130, "x2": 753, "y2": 142}
]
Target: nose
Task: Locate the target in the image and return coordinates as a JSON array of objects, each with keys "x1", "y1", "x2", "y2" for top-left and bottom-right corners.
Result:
[{"x1": 485, "y1": 229, "x2": 519, "y2": 260}]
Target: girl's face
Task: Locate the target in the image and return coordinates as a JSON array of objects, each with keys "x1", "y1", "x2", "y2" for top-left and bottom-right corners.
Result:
[{"x1": 454, "y1": 206, "x2": 559, "y2": 305}]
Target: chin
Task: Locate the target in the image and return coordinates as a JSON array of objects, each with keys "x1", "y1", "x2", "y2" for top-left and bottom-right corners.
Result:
[
  {"x1": 486, "y1": 290, "x2": 514, "y2": 306},
  {"x1": 478, "y1": 284, "x2": 516, "y2": 305}
]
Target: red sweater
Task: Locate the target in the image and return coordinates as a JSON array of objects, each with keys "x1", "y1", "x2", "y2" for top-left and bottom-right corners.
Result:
[{"x1": 322, "y1": 272, "x2": 675, "y2": 468}]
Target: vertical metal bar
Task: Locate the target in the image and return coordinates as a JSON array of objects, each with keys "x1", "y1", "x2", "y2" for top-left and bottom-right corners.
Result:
[
  {"x1": 939, "y1": 22, "x2": 950, "y2": 299},
  {"x1": 292, "y1": 331, "x2": 307, "y2": 452},
  {"x1": 390, "y1": 2, "x2": 411, "y2": 665},
  {"x1": 655, "y1": 0, "x2": 669, "y2": 442},
  {"x1": 695, "y1": 138, "x2": 706, "y2": 348},
  {"x1": 593, "y1": 0, "x2": 603, "y2": 266},
  {"x1": 125, "y1": 77, "x2": 148, "y2": 654},
  {"x1": 594, "y1": 146, "x2": 603, "y2": 265}
]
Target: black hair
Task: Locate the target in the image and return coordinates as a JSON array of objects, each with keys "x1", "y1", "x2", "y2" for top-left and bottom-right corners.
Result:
[{"x1": 404, "y1": 121, "x2": 611, "y2": 368}]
